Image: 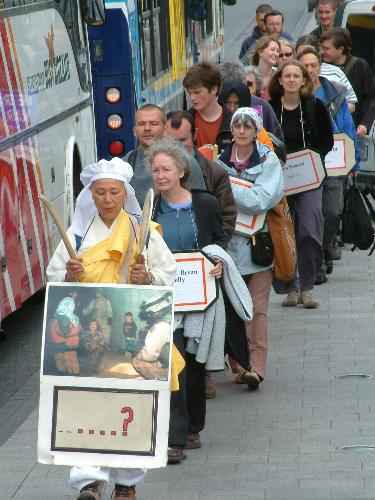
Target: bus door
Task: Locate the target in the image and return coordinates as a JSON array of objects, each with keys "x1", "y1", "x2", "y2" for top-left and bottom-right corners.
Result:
[{"x1": 0, "y1": 154, "x2": 25, "y2": 318}]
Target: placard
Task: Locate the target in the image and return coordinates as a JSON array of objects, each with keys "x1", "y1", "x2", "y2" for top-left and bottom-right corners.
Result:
[
  {"x1": 174, "y1": 251, "x2": 218, "y2": 313},
  {"x1": 229, "y1": 177, "x2": 266, "y2": 236},
  {"x1": 325, "y1": 133, "x2": 355, "y2": 177},
  {"x1": 38, "y1": 282, "x2": 174, "y2": 469},
  {"x1": 283, "y1": 148, "x2": 326, "y2": 195}
]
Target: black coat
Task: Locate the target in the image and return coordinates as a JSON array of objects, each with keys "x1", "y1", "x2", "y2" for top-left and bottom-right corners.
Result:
[
  {"x1": 153, "y1": 189, "x2": 227, "y2": 250},
  {"x1": 269, "y1": 95, "x2": 334, "y2": 158}
]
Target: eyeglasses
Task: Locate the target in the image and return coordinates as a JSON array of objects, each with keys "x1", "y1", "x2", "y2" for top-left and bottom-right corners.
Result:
[{"x1": 280, "y1": 52, "x2": 293, "y2": 58}]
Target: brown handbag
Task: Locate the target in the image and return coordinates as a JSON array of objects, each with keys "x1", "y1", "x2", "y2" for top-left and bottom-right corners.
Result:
[{"x1": 267, "y1": 197, "x2": 297, "y2": 282}]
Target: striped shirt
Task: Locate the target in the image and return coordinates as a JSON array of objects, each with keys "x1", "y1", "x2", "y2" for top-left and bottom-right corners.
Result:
[{"x1": 320, "y1": 63, "x2": 358, "y2": 104}]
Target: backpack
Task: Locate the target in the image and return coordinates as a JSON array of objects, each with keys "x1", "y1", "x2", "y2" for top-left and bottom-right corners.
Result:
[
  {"x1": 342, "y1": 184, "x2": 374, "y2": 250},
  {"x1": 267, "y1": 197, "x2": 297, "y2": 282}
]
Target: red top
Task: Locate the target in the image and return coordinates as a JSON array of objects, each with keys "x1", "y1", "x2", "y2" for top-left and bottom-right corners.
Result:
[{"x1": 194, "y1": 111, "x2": 223, "y2": 148}]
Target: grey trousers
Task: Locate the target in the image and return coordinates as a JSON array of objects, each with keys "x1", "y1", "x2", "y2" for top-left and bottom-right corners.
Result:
[
  {"x1": 322, "y1": 176, "x2": 345, "y2": 256},
  {"x1": 287, "y1": 187, "x2": 324, "y2": 292}
]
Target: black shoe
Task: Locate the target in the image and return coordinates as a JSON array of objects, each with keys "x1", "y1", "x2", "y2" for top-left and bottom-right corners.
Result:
[
  {"x1": 326, "y1": 260, "x2": 334, "y2": 275},
  {"x1": 315, "y1": 269, "x2": 327, "y2": 285},
  {"x1": 168, "y1": 447, "x2": 186, "y2": 464},
  {"x1": 246, "y1": 371, "x2": 261, "y2": 391}
]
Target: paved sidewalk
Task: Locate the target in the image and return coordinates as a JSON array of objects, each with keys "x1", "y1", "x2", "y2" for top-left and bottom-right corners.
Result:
[{"x1": 2, "y1": 247, "x2": 375, "y2": 500}]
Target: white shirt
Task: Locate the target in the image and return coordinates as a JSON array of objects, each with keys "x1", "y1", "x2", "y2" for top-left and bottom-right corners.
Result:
[{"x1": 320, "y1": 62, "x2": 358, "y2": 104}]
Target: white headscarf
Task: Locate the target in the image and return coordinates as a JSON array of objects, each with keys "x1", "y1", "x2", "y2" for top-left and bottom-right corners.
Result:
[
  {"x1": 230, "y1": 107, "x2": 263, "y2": 132},
  {"x1": 70, "y1": 157, "x2": 142, "y2": 237}
]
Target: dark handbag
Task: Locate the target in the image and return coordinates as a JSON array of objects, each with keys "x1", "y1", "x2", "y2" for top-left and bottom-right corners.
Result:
[{"x1": 249, "y1": 232, "x2": 274, "y2": 267}]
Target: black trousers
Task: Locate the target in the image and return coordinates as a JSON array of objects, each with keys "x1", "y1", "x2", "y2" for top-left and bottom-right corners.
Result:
[{"x1": 168, "y1": 328, "x2": 206, "y2": 447}]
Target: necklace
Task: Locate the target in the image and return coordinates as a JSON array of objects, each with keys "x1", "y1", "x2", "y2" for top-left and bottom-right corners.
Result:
[{"x1": 235, "y1": 145, "x2": 251, "y2": 162}]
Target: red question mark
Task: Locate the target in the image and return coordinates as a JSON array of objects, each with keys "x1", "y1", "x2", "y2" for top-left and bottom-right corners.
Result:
[{"x1": 121, "y1": 406, "x2": 134, "y2": 436}]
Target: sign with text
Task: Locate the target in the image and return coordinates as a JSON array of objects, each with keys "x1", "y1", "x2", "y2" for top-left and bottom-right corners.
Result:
[
  {"x1": 325, "y1": 133, "x2": 355, "y2": 177},
  {"x1": 229, "y1": 177, "x2": 266, "y2": 236},
  {"x1": 174, "y1": 251, "x2": 218, "y2": 313},
  {"x1": 38, "y1": 282, "x2": 174, "y2": 469},
  {"x1": 283, "y1": 148, "x2": 326, "y2": 196}
]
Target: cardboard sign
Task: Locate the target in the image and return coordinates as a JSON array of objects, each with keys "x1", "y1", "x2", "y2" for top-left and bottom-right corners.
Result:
[
  {"x1": 283, "y1": 148, "x2": 326, "y2": 195},
  {"x1": 38, "y1": 282, "x2": 174, "y2": 469},
  {"x1": 325, "y1": 133, "x2": 355, "y2": 177},
  {"x1": 174, "y1": 251, "x2": 218, "y2": 313},
  {"x1": 229, "y1": 177, "x2": 266, "y2": 236}
]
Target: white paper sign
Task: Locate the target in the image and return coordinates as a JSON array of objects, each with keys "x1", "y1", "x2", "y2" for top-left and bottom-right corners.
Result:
[
  {"x1": 38, "y1": 283, "x2": 174, "y2": 469},
  {"x1": 174, "y1": 251, "x2": 218, "y2": 313},
  {"x1": 283, "y1": 148, "x2": 326, "y2": 195},
  {"x1": 325, "y1": 133, "x2": 355, "y2": 177},
  {"x1": 229, "y1": 177, "x2": 266, "y2": 236}
]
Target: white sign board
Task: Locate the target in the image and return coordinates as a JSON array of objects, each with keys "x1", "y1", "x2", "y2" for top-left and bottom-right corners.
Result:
[
  {"x1": 174, "y1": 251, "x2": 218, "y2": 313},
  {"x1": 229, "y1": 177, "x2": 266, "y2": 236},
  {"x1": 325, "y1": 133, "x2": 355, "y2": 177},
  {"x1": 38, "y1": 283, "x2": 174, "y2": 469},
  {"x1": 283, "y1": 148, "x2": 326, "y2": 196}
]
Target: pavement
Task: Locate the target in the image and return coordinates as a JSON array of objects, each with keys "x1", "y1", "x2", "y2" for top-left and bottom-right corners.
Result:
[{"x1": 3, "y1": 245, "x2": 375, "y2": 500}]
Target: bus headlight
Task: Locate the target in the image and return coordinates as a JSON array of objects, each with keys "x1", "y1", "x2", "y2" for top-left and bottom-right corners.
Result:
[
  {"x1": 107, "y1": 114, "x2": 123, "y2": 129},
  {"x1": 106, "y1": 87, "x2": 121, "y2": 103}
]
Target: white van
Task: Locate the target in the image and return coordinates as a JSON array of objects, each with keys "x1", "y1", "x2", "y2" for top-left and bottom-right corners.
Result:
[{"x1": 338, "y1": 1, "x2": 375, "y2": 191}]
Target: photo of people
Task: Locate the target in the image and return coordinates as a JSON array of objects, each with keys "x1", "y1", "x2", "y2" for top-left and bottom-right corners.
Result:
[{"x1": 43, "y1": 284, "x2": 173, "y2": 381}]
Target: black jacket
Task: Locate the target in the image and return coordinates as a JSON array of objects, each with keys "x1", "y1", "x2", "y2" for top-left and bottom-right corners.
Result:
[
  {"x1": 194, "y1": 150, "x2": 237, "y2": 244},
  {"x1": 340, "y1": 55, "x2": 375, "y2": 129},
  {"x1": 269, "y1": 95, "x2": 334, "y2": 158},
  {"x1": 153, "y1": 190, "x2": 227, "y2": 249},
  {"x1": 218, "y1": 80, "x2": 286, "y2": 161}
]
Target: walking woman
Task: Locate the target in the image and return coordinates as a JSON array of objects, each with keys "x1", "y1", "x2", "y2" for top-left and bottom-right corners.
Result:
[
  {"x1": 252, "y1": 35, "x2": 280, "y2": 100},
  {"x1": 269, "y1": 61, "x2": 334, "y2": 308},
  {"x1": 148, "y1": 138, "x2": 226, "y2": 461},
  {"x1": 218, "y1": 108, "x2": 284, "y2": 390}
]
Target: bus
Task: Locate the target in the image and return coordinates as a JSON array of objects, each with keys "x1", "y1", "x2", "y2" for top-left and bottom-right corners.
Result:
[
  {"x1": 0, "y1": 0, "x2": 224, "y2": 328},
  {"x1": 88, "y1": 0, "x2": 224, "y2": 160},
  {"x1": 0, "y1": 0, "x2": 100, "y2": 327}
]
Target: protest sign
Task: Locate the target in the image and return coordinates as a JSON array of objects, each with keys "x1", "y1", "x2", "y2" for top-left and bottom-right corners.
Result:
[
  {"x1": 173, "y1": 251, "x2": 218, "y2": 313},
  {"x1": 283, "y1": 148, "x2": 326, "y2": 195},
  {"x1": 38, "y1": 282, "x2": 174, "y2": 469},
  {"x1": 325, "y1": 133, "x2": 355, "y2": 177},
  {"x1": 229, "y1": 177, "x2": 266, "y2": 236}
]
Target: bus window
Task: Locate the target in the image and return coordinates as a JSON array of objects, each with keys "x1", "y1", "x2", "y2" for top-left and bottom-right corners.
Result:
[
  {"x1": 139, "y1": 0, "x2": 172, "y2": 87},
  {"x1": 56, "y1": 0, "x2": 91, "y2": 90},
  {"x1": 346, "y1": 14, "x2": 375, "y2": 72}
]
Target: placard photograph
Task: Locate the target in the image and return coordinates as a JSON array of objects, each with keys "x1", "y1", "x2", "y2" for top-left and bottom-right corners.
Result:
[{"x1": 42, "y1": 284, "x2": 174, "y2": 382}]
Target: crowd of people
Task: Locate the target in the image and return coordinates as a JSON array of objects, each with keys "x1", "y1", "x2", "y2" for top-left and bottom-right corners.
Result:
[{"x1": 46, "y1": 1, "x2": 375, "y2": 499}]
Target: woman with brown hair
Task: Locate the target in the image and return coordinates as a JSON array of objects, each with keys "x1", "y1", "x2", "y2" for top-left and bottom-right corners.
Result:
[
  {"x1": 269, "y1": 61, "x2": 334, "y2": 308},
  {"x1": 252, "y1": 35, "x2": 281, "y2": 100}
]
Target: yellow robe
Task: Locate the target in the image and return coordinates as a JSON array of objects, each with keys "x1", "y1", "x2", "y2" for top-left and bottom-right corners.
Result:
[{"x1": 78, "y1": 210, "x2": 184, "y2": 390}]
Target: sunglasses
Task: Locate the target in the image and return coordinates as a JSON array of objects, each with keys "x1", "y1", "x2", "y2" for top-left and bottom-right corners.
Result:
[{"x1": 280, "y1": 52, "x2": 293, "y2": 58}]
